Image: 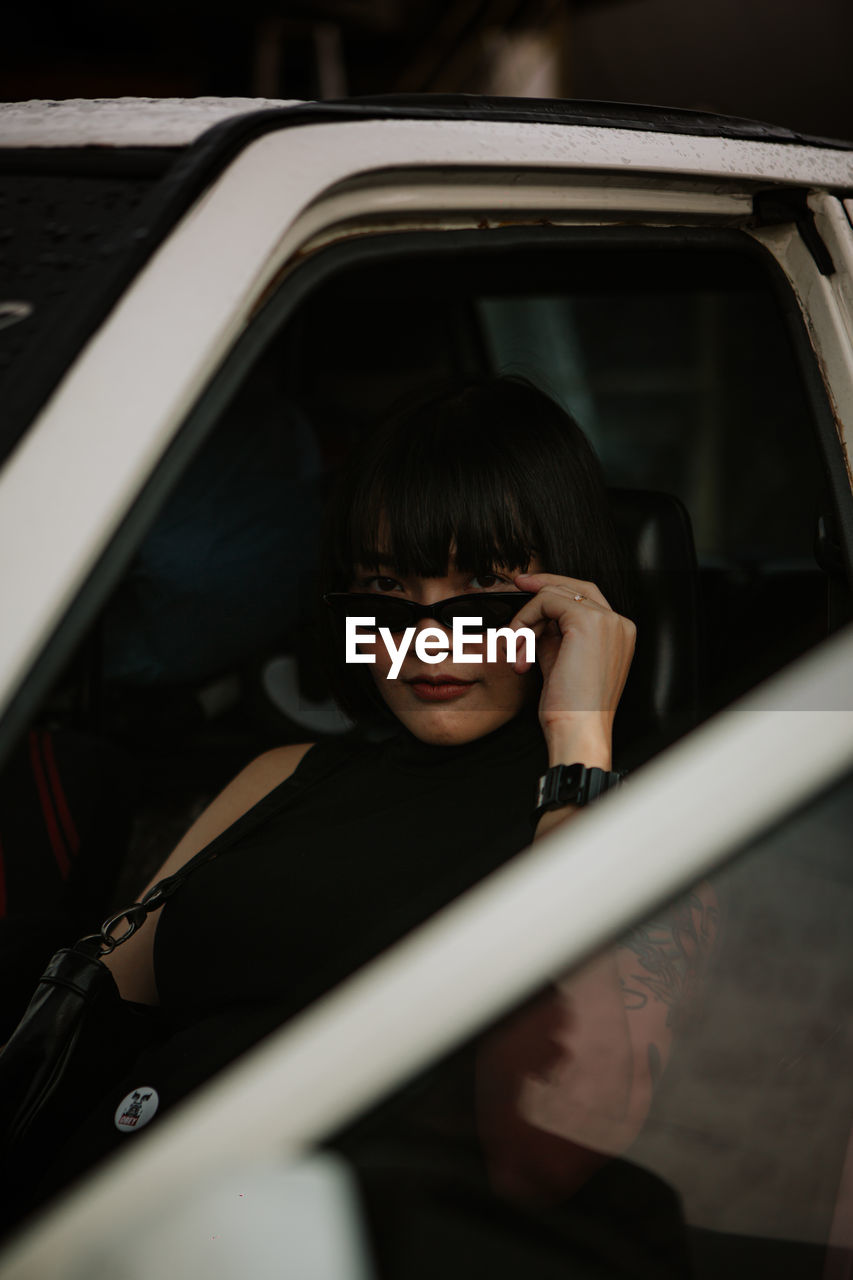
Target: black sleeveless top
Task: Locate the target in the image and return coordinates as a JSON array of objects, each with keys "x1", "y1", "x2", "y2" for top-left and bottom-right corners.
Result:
[
  {"x1": 154, "y1": 712, "x2": 548, "y2": 1021},
  {"x1": 37, "y1": 714, "x2": 548, "y2": 1198},
  {"x1": 40, "y1": 718, "x2": 694, "y2": 1276}
]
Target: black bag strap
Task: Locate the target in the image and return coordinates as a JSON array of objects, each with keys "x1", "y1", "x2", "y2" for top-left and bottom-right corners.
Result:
[{"x1": 86, "y1": 737, "x2": 356, "y2": 957}]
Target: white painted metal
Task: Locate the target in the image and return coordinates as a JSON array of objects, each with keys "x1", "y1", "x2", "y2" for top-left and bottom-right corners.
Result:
[
  {"x1": 2, "y1": 98, "x2": 853, "y2": 185},
  {"x1": 72, "y1": 1154, "x2": 374, "y2": 1280},
  {"x1": 808, "y1": 192, "x2": 853, "y2": 348},
  {"x1": 3, "y1": 624, "x2": 853, "y2": 1278},
  {"x1": 0, "y1": 97, "x2": 299, "y2": 147},
  {"x1": 748, "y1": 221, "x2": 853, "y2": 481},
  {"x1": 299, "y1": 172, "x2": 753, "y2": 218},
  {"x1": 288, "y1": 173, "x2": 752, "y2": 258},
  {"x1": 1, "y1": 116, "x2": 850, "y2": 730}
]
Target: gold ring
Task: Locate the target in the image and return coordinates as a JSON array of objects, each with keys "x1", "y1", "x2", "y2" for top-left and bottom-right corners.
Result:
[{"x1": 573, "y1": 593, "x2": 586, "y2": 602}]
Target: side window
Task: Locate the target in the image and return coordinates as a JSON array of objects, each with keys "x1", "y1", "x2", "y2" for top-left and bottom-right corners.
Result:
[
  {"x1": 329, "y1": 768, "x2": 853, "y2": 1279},
  {"x1": 477, "y1": 262, "x2": 834, "y2": 717},
  {"x1": 292, "y1": 241, "x2": 838, "y2": 731},
  {"x1": 0, "y1": 164, "x2": 168, "y2": 465},
  {"x1": 478, "y1": 282, "x2": 819, "y2": 560},
  {"x1": 0, "y1": 232, "x2": 845, "y2": 1091},
  {"x1": 631, "y1": 777, "x2": 853, "y2": 1262}
]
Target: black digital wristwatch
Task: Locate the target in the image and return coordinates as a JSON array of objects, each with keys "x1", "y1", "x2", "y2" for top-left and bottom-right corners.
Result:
[{"x1": 533, "y1": 763, "x2": 625, "y2": 822}]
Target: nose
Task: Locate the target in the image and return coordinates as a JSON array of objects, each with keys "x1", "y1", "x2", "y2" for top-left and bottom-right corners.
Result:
[
  {"x1": 418, "y1": 583, "x2": 450, "y2": 607},
  {"x1": 414, "y1": 611, "x2": 449, "y2": 635},
  {"x1": 411, "y1": 581, "x2": 455, "y2": 631}
]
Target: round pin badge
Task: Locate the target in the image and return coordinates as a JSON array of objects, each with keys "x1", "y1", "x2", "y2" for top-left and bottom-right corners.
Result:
[{"x1": 114, "y1": 1086, "x2": 159, "y2": 1133}]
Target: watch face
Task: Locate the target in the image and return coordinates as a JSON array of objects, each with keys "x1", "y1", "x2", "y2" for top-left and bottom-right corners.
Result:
[
  {"x1": 536, "y1": 764, "x2": 586, "y2": 812},
  {"x1": 536, "y1": 765, "x2": 623, "y2": 817},
  {"x1": 562, "y1": 765, "x2": 586, "y2": 804}
]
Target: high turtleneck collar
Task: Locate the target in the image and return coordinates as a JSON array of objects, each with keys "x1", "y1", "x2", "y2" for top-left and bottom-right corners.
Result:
[{"x1": 383, "y1": 710, "x2": 545, "y2": 776}]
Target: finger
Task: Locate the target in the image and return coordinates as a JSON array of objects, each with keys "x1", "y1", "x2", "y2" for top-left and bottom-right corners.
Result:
[
  {"x1": 515, "y1": 572, "x2": 611, "y2": 611},
  {"x1": 515, "y1": 572, "x2": 611, "y2": 610},
  {"x1": 510, "y1": 619, "x2": 560, "y2": 674},
  {"x1": 499, "y1": 617, "x2": 551, "y2": 673},
  {"x1": 508, "y1": 585, "x2": 608, "y2": 634}
]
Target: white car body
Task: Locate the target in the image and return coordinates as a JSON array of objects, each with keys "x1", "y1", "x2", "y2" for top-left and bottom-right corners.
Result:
[{"x1": 1, "y1": 96, "x2": 853, "y2": 1277}]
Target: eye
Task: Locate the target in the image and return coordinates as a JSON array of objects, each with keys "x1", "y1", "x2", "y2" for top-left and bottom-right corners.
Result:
[
  {"x1": 361, "y1": 575, "x2": 405, "y2": 594},
  {"x1": 468, "y1": 571, "x2": 512, "y2": 590}
]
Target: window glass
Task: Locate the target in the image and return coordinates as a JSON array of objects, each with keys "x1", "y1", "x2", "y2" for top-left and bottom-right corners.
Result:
[
  {"x1": 330, "y1": 768, "x2": 853, "y2": 1279},
  {"x1": 1, "y1": 237, "x2": 838, "y2": 1002},
  {"x1": 0, "y1": 164, "x2": 166, "y2": 465},
  {"x1": 477, "y1": 285, "x2": 816, "y2": 562},
  {"x1": 292, "y1": 241, "x2": 834, "y2": 718}
]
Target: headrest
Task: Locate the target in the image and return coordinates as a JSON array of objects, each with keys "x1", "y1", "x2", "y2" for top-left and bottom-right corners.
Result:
[{"x1": 609, "y1": 489, "x2": 701, "y2": 764}]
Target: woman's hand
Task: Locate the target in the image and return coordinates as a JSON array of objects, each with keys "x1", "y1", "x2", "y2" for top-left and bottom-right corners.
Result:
[{"x1": 510, "y1": 572, "x2": 636, "y2": 769}]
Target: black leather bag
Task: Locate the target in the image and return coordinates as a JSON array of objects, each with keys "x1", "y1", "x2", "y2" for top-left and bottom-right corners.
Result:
[
  {"x1": 0, "y1": 872, "x2": 193, "y2": 1223},
  {"x1": 0, "y1": 937, "x2": 166, "y2": 1222},
  {"x1": 0, "y1": 926, "x2": 162, "y2": 1159}
]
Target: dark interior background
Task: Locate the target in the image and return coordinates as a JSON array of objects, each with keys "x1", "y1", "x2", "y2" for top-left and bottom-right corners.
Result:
[{"x1": 3, "y1": 0, "x2": 852, "y2": 144}]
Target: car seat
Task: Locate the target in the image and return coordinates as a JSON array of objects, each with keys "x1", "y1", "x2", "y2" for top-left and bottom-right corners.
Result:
[{"x1": 609, "y1": 488, "x2": 702, "y2": 766}]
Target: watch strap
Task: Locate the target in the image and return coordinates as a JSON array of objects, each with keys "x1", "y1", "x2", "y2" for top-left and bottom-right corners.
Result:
[{"x1": 533, "y1": 763, "x2": 625, "y2": 821}]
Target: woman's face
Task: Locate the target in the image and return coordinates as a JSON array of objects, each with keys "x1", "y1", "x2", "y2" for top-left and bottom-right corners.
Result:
[{"x1": 350, "y1": 556, "x2": 541, "y2": 745}]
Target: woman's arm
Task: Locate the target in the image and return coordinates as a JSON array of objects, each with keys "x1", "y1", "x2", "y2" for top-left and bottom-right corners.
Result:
[
  {"x1": 522, "y1": 882, "x2": 720, "y2": 1146},
  {"x1": 477, "y1": 572, "x2": 720, "y2": 1200},
  {"x1": 477, "y1": 884, "x2": 720, "y2": 1203},
  {"x1": 511, "y1": 569, "x2": 635, "y2": 837},
  {"x1": 104, "y1": 742, "x2": 313, "y2": 1005}
]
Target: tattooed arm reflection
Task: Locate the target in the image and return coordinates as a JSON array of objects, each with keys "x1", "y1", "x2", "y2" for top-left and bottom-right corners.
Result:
[
  {"x1": 476, "y1": 881, "x2": 721, "y2": 1203},
  {"x1": 621, "y1": 883, "x2": 721, "y2": 1035}
]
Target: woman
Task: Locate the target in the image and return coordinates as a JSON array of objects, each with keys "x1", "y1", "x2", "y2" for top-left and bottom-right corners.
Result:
[
  {"x1": 36, "y1": 377, "x2": 713, "y2": 1251},
  {"x1": 107, "y1": 375, "x2": 635, "y2": 1001}
]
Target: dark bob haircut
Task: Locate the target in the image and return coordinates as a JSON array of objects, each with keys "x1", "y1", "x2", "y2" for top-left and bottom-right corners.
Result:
[{"x1": 319, "y1": 375, "x2": 627, "y2": 722}]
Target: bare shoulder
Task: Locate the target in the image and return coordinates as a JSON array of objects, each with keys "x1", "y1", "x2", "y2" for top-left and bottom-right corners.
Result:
[
  {"x1": 220, "y1": 743, "x2": 316, "y2": 818},
  {"x1": 104, "y1": 742, "x2": 313, "y2": 1003},
  {"x1": 142, "y1": 742, "x2": 315, "y2": 890}
]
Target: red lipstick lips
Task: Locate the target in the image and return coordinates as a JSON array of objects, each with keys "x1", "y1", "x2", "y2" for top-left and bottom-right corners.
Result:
[{"x1": 406, "y1": 675, "x2": 476, "y2": 702}]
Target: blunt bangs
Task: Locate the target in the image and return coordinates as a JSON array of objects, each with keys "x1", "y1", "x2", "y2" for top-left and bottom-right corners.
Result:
[
  {"x1": 346, "y1": 435, "x2": 538, "y2": 582},
  {"x1": 324, "y1": 377, "x2": 622, "y2": 597}
]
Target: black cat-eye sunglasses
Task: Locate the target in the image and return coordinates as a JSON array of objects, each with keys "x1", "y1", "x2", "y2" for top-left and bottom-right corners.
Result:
[{"x1": 323, "y1": 591, "x2": 535, "y2": 635}]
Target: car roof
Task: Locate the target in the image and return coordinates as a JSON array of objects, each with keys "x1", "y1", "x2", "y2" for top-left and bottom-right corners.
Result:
[
  {"x1": 0, "y1": 97, "x2": 300, "y2": 148},
  {"x1": 2, "y1": 94, "x2": 852, "y2": 152}
]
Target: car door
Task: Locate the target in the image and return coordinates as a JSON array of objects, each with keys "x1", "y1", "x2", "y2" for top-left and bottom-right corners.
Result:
[{"x1": 1, "y1": 102, "x2": 853, "y2": 1277}]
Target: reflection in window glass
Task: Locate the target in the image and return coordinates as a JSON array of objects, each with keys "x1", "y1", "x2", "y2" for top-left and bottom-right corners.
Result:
[
  {"x1": 478, "y1": 286, "x2": 822, "y2": 563},
  {"x1": 333, "y1": 771, "x2": 853, "y2": 1279},
  {"x1": 631, "y1": 774, "x2": 853, "y2": 1262},
  {"x1": 298, "y1": 243, "x2": 834, "y2": 723}
]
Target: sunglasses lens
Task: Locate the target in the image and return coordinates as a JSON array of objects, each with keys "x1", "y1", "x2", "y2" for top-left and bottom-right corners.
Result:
[
  {"x1": 370, "y1": 599, "x2": 417, "y2": 633},
  {"x1": 442, "y1": 593, "x2": 529, "y2": 628},
  {"x1": 325, "y1": 591, "x2": 533, "y2": 633}
]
